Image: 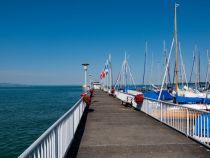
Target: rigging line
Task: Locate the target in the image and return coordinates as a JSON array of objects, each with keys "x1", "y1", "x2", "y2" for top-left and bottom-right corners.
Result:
[
  {"x1": 163, "y1": 40, "x2": 168, "y2": 87},
  {"x1": 158, "y1": 38, "x2": 174, "y2": 100},
  {"x1": 198, "y1": 51, "x2": 201, "y2": 87},
  {"x1": 149, "y1": 52, "x2": 154, "y2": 87},
  {"x1": 166, "y1": 48, "x2": 172, "y2": 85},
  {"x1": 189, "y1": 51, "x2": 195, "y2": 84},
  {"x1": 114, "y1": 60, "x2": 124, "y2": 90},
  {"x1": 114, "y1": 71, "x2": 121, "y2": 89},
  {"x1": 128, "y1": 63, "x2": 137, "y2": 89},
  {"x1": 179, "y1": 42, "x2": 188, "y2": 87}
]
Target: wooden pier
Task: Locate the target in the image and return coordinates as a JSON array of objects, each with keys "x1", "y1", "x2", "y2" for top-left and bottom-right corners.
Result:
[{"x1": 66, "y1": 90, "x2": 210, "y2": 158}]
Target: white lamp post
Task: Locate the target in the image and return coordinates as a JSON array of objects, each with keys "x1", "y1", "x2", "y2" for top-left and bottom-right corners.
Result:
[{"x1": 82, "y1": 63, "x2": 89, "y2": 92}]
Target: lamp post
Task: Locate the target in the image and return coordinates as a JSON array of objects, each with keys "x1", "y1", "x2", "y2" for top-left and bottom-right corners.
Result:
[{"x1": 82, "y1": 63, "x2": 89, "y2": 92}]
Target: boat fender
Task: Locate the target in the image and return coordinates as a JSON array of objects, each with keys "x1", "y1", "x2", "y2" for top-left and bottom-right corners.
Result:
[
  {"x1": 111, "y1": 88, "x2": 115, "y2": 94},
  {"x1": 134, "y1": 94, "x2": 144, "y2": 104}
]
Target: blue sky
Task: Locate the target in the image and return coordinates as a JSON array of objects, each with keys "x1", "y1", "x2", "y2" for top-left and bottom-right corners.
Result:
[{"x1": 0, "y1": 0, "x2": 210, "y2": 85}]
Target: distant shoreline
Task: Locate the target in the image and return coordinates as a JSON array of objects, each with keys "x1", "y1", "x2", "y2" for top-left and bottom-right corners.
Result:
[{"x1": 0, "y1": 83, "x2": 82, "y2": 87}]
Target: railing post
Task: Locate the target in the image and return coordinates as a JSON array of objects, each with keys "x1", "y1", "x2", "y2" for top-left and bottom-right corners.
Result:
[
  {"x1": 55, "y1": 126, "x2": 59, "y2": 158},
  {"x1": 186, "y1": 109, "x2": 189, "y2": 136},
  {"x1": 73, "y1": 109, "x2": 75, "y2": 134},
  {"x1": 160, "y1": 102, "x2": 163, "y2": 122},
  {"x1": 79, "y1": 101, "x2": 80, "y2": 119}
]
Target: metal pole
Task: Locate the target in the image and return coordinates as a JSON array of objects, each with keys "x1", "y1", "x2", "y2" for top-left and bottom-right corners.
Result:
[
  {"x1": 109, "y1": 54, "x2": 113, "y2": 91},
  {"x1": 174, "y1": 3, "x2": 179, "y2": 92},
  {"x1": 142, "y1": 41, "x2": 147, "y2": 86},
  {"x1": 85, "y1": 70, "x2": 87, "y2": 90},
  {"x1": 82, "y1": 63, "x2": 89, "y2": 92},
  {"x1": 187, "y1": 109, "x2": 189, "y2": 136},
  {"x1": 161, "y1": 102, "x2": 163, "y2": 122}
]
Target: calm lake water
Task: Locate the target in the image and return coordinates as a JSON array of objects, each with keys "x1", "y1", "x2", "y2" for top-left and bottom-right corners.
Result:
[{"x1": 0, "y1": 86, "x2": 82, "y2": 158}]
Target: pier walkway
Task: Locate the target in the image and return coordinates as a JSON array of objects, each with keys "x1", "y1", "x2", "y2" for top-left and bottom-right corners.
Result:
[{"x1": 67, "y1": 90, "x2": 210, "y2": 158}]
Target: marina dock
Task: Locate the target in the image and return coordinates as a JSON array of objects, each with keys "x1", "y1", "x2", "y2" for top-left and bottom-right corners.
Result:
[{"x1": 66, "y1": 90, "x2": 210, "y2": 158}]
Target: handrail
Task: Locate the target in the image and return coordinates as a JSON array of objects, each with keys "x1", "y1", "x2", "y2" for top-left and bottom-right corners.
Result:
[
  {"x1": 19, "y1": 98, "x2": 86, "y2": 158},
  {"x1": 142, "y1": 98, "x2": 210, "y2": 149},
  {"x1": 144, "y1": 97, "x2": 210, "y2": 114}
]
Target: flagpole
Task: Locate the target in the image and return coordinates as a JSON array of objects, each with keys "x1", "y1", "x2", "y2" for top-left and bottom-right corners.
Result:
[
  {"x1": 106, "y1": 59, "x2": 109, "y2": 91},
  {"x1": 109, "y1": 54, "x2": 113, "y2": 92}
]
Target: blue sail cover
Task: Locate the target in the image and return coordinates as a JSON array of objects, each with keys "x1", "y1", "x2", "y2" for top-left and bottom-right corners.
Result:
[
  {"x1": 144, "y1": 90, "x2": 173, "y2": 100},
  {"x1": 176, "y1": 95, "x2": 210, "y2": 104},
  {"x1": 203, "y1": 98, "x2": 210, "y2": 104},
  {"x1": 175, "y1": 95, "x2": 203, "y2": 103},
  {"x1": 194, "y1": 114, "x2": 210, "y2": 137}
]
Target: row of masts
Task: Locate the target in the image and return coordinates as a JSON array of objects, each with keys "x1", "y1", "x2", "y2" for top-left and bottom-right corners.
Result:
[
  {"x1": 101, "y1": 3, "x2": 210, "y2": 93},
  {"x1": 143, "y1": 3, "x2": 210, "y2": 91},
  {"x1": 142, "y1": 42, "x2": 210, "y2": 89}
]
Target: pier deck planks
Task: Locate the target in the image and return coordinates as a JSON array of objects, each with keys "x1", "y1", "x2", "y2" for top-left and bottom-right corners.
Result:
[{"x1": 66, "y1": 90, "x2": 210, "y2": 158}]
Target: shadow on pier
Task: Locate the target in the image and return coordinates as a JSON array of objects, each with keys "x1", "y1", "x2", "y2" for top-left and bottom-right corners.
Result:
[{"x1": 66, "y1": 107, "x2": 94, "y2": 158}]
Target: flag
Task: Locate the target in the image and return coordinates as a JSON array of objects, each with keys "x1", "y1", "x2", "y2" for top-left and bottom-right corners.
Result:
[
  {"x1": 175, "y1": 3, "x2": 180, "y2": 7},
  {"x1": 100, "y1": 71, "x2": 105, "y2": 79},
  {"x1": 100, "y1": 59, "x2": 109, "y2": 79},
  {"x1": 104, "y1": 60, "x2": 109, "y2": 75}
]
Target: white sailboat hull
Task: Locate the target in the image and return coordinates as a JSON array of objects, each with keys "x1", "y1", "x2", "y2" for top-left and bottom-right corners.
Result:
[
  {"x1": 181, "y1": 104, "x2": 210, "y2": 110},
  {"x1": 115, "y1": 90, "x2": 143, "y2": 110},
  {"x1": 177, "y1": 88, "x2": 210, "y2": 99}
]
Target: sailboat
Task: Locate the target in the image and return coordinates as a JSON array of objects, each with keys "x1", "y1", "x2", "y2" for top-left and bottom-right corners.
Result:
[
  {"x1": 114, "y1": 53, "x2": 144, "y2": 110},
  {"x1": 175, "y1": 47, "x2": 210, "y2": 105},
  {"x1": 143, "y1": 41, "x2": 173, "y2": 101},
  {"x1": 167, "y1": 3, "x2": 210, "y2": 109}
]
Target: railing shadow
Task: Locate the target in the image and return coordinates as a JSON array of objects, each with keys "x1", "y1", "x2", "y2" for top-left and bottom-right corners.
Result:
[{"x1": 65, "y1": 107, "x2": 92, "y2": 158}]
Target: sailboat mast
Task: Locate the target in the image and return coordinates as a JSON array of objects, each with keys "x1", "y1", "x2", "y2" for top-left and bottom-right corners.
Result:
[
  {"x1": 198, "y1": 50, "x2": 201, "y2": 88},
  {"x1": 125, "y1": 52, "x2": 127, "y2": 92},
  {"x1": 174, "y1": 3, "x2": 179, "y2": 92},
  {"x1": 207, "y1": 49, "x2": 210, "y2": 89},
  {"x1": 142, "y1": 41, "x2": 147, "y2": 86},
  {"x1": 205, "y1": 49, "x2": 209, "y2": 89},
  {"x1": 164, "y1": 40, "x2": 167, "y2": 87}
]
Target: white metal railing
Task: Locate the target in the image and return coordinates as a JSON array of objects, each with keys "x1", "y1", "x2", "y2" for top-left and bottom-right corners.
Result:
[
  {"x1": 142, "y1": 98, "x2": 210, "y2": 148},
  {"x1": 19, "y1": 98, "x2": 86, "y2": 158}
]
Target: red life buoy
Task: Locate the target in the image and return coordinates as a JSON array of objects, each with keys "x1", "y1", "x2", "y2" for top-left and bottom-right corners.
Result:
[{"x1": 134, "y1": 94, "x2": 144, "y2": 104}]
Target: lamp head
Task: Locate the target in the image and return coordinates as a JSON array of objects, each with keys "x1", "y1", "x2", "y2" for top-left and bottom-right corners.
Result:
[{"x1": 82, "y1": 63, "x2": 89, "y2": 71}]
